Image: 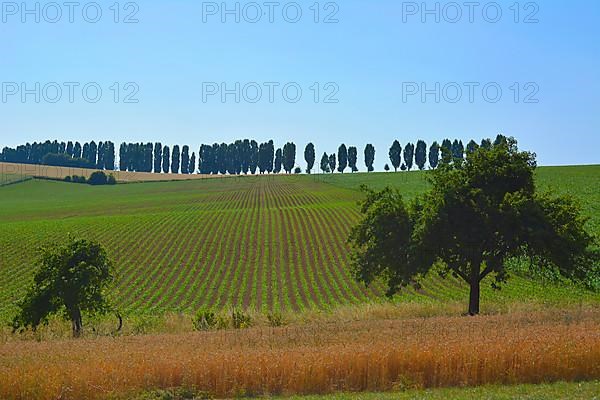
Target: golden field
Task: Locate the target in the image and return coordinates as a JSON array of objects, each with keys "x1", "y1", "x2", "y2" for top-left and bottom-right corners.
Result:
[{"x1": 1, "y1": 307, "x2": 599, "y2": 400}]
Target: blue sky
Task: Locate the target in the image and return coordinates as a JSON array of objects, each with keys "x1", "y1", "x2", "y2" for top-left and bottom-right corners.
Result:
[{"x1": 1, "y1": 0, "x2": 599, "y2": 169}]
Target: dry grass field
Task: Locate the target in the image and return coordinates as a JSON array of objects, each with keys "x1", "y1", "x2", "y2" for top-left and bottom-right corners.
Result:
[{"x1": 1, "y1": 307, "x2": 599, "y2": 400}]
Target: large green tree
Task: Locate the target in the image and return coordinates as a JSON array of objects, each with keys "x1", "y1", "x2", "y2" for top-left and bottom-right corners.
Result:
[
  {"x1": 12, "y1": 238, "x2": 114, "y2": 337},
  {"x1": 349, "y1": 138, "x2": 598, "y2": 315}
]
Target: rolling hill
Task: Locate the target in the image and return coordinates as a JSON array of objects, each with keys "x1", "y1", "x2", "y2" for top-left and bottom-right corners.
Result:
[{"x1": 0, "y1": 166, "x2": 598, "y2": 320}]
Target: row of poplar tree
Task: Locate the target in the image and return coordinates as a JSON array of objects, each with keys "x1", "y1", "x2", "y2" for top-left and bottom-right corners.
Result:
[
  {"x1": 0, "y1": 136, "x2": 505, "y2": 174},
  {"x1": 0, "y1": 140, "x2": 116, "y2": 170}
]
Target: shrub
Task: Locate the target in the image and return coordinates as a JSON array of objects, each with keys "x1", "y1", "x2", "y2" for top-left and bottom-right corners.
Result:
[
  {"x1": 192, "y1": 308, "x2": 218, "y2": 331},
  {"x1": 72, "y1": 175, "x2": 87, "y2": 184},
  {"x1": 231, "y1": 308, "x2": 252, "y2": 329},
  {"x1": 107, "y1": 174, "x2": 117, "y2": 185},
  {"x1": 266, "y1": 311, "x2": 284, "y2": 327},
  {"x1": 88, "y1": 171, "x2": 108, "y2": 186},
  {"x1": 294, "y1": 167, "x2": 302, "y2": 174},
  {"x1": 64, "y1": 176, "x2": 72, "y2": 182},
  {"x1": 138, "y1": 386, "x2": 212, "y2": 400}
]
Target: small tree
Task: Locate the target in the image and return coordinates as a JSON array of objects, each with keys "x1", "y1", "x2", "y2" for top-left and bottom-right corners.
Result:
[
  {"x1": 171, "y1": 145, "x2": 181, "y2": 174},
  {"x1": 451, "y1": 139, "x2": 464, "y2": 161},
  {"x1": 349, "y1": 138, "x2": 599, "y2": 315},
  {"x1": 88, "y1": 171, "x2": 108, "y2": 186},
  {"x1": 348, "y1": 146, "x2": 358, "y2": 172},
  {"x1": 105, "y1": 141, "x2": 116, "y2": 171},
  {"x1": 480, "y1": 138, "x2": 492, "y2": 150},
  {"x1": 162, "y1": 145, "x2": 170, "y2": 173},
  {"x1": 189, "y1": 152, "x2": 196, "y2": 174},
  {"x1": 304, "y1": 143, "x2": 315, "y2": 174},
  {"x1": 384, "y1": 164, "x2": 390, "y2": 172},
  {"x1": 249, "y1": 140, "x2": 259, "y2": 174},
  {"x1": 328, "y1": 153, "x2": 336, "y2": 174},
  {"x1": 283, "y1": 142, "x2": 296, "y2": 174},
  {"x1": 153, "y1": 143, "x2": 162, "y2": 173},
  {"x1": 12, "y1": 238, "x2": 114, "y2": 337},
  {"x1": 415, "y1": 140, "x2": 427, "y2": 170},
  {"x1": 181, "y1": 145, "x2": 190, "y2": 174},
  {"x1": 403, "y1": 143, "x2": 415, "y2": 171},
  {"x1": 364, "y1": 144, "x2": 375, "y2": 172},
  {"x1": 466, "y1": 140, "x2": 479, "y2": 155},
  {"x1": 338, "y1": 144, "x2": 348, "y2": 173},
  {"x1": 320, "y1": 153, "x2": 330, "y2": 173},
  {"x1": 97, "y1": 142, "x2": 105, "y2": 169},
  {"x1": 441, "y1": 139, "x2": 453, "y2": 164},
  {"x1": 274, "y1": 148, "x2": 283, "y2": 173},
  {"x1": 429, "y1": 141, "x2": 440, "y2": 169},
  {"x1": 494, "y1": 134, "x2": 507, "y2": 146},
  {"x1": 389, "y1": 140, "x2": 402, "y2": 172}
]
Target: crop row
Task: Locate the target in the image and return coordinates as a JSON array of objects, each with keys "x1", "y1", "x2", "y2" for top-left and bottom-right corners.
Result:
[{"x1": 3, "y1": 174, "x2": 594, "y2": 321}]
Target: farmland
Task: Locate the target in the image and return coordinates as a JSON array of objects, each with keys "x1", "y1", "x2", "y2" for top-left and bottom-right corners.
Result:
[
  {"x1": 1, "y1": 166, "x2": 599, "y2": 322},
  {"x1": 0, "y1": 164, "x2": 599, "y2": 400},
  {"x1": 1, "y1": 308, "x2": 599, "y2": 399},
  {"x1": 0, "y1": 172, "x2": 32, "y2": 187},
  {"x1": 0, "y1": 161, "x2": 216, "y2": 183}
]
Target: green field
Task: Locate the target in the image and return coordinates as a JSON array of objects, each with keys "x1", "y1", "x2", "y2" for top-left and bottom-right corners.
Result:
[
  {"x1": 132, "y1": 381, "x2": 600, "y2": 400},
  {"x1": 1, "y1": 166, "x2": 599, "y2": 321},
  {"x1": 0, "y1": 173, "x2": 32, "y2": 187}
]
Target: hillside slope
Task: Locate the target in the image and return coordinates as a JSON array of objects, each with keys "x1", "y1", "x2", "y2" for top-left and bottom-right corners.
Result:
[{"x1": 0, "y1": 167, "x2": 598, "y2": 320}]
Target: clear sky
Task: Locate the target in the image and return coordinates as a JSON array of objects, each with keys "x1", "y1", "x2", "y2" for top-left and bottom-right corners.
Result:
[{"x1": 1, "y1": 0, "x2": 599, "y2": 169}]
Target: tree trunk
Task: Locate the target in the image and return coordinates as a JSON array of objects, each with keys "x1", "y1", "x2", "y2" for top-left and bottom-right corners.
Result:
[
  {"x1": 468, "y1": 279, "x2": 480, "y2": 316},
  {"x1": 71, "y1": 309, "x2": 83, "y2": 338}
]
